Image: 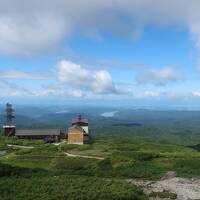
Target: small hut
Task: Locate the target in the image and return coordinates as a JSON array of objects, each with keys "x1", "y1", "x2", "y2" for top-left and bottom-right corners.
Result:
[{"x1": 68, "y1": 115, "x2": 89, "y2": 144}]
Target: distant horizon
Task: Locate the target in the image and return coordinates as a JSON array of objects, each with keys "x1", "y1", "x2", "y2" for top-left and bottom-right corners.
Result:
[{"x1": 2, "y1": 101, "x2": 200, "y2": 111}]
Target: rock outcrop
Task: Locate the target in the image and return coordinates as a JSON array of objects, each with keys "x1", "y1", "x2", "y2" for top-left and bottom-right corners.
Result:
[{"x1": 129, "y1": 172, "x2": 200, "y2": 200}]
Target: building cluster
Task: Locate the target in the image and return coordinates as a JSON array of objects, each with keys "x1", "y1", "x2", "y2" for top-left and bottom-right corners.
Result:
[{"x1": 2, "y1": 103, "x2": 90, "y2": 145}]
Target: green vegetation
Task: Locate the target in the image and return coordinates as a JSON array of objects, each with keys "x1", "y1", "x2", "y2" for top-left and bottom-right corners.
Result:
[
  {"x1": 93, "y1": 126, "x2": 200, "y2": 146},
  {"x1": 1, "y1": 125, "x2": 200, "y2": 199},
  {"x1": 0, "y1": 175, "x2": 147, "y2": 200},
  {"x1": 0, "y1": 135, "x2": 43, "y2": 148},
  {"x1": 3, "y1": 105, "x2": 200, "y2": 199},
  {"x1": 59, "y1": 138, "x2": 200, "y2": 178},
  {"x1": 1, "y1": 136, "x2": 200, "y2": 179},
  {"x1": 0, "y1": 136, "x2": 148, "y2": 200}
]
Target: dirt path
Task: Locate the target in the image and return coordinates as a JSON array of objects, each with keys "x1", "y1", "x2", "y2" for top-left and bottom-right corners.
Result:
[
  {"x1": 7, "y1": 144, "x2": 34, "y2": 149},
  {"x1": 54, "y1": 141, "x2": 66, "y2": 146},
  {"x1": 63, "y1": 152, "x2": 104, "y2": 160}
]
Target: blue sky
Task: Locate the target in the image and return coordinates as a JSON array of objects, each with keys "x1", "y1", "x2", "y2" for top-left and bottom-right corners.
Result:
[{"x1": 1, "y1": 0, "x2": 200, "y2": 107}]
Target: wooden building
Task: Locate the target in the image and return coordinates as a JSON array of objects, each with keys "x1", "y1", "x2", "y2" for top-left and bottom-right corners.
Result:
[
  {"x1": 16, "y1": 129, "x2": 61, "y2": 143},
  {"x1": 68, "y1": 115, "x2": 89, "y2": 144}
]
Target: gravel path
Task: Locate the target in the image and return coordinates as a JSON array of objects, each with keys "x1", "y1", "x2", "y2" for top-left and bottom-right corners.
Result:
[
  {"x1": 7, "y1": 144, "x2": 34, "y2": 149},
  {"x1": 63, "y1": 152, "x2": 104, "y2": 160}
]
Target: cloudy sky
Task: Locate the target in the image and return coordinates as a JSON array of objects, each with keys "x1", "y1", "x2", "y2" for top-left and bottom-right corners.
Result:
[{"x1": 1, "y1": 0, "x2": 200, "y2": 107}]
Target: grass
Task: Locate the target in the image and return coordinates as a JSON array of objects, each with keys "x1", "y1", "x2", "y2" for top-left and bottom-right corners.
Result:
[
  {"x1": 0, "y1": 135, "x2": 43, "y2": 149},
  {"x1": 0, "y1": 138, "x2": 147, "y2": 199},
  {"x1": 1, "y1": 134, "x2": 200, "y2": 199},
  {"x1": 1, "y1": 137, "x2": 200, "y2": 179},
  {"x1": 60, "y1": 138, "x2": 200, "y2": 179},
  {"x1": 1, "y1": 144, "x2": 59, "y2": 170}
]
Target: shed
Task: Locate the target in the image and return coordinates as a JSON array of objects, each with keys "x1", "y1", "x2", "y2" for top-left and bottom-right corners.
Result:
[
  {"x1": 68, "y1": 125, "x2": 89, "y2": 144},
  {"x1": 16, "y1": 129, "x2": 61, "y2": 142}
]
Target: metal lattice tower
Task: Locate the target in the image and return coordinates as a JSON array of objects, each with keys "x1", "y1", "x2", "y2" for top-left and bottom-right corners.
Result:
[{"x1": 5, "y1": 103, "x2": 15, "y2": 125}]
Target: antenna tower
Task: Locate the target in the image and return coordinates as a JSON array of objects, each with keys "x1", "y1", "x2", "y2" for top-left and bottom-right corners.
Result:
[{"x1": 5, "y1": 103, "x2": 15, "y2": 125}]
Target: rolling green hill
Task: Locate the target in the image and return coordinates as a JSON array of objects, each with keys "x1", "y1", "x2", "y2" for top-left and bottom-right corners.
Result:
[{"x1": 1, "y1": 134, "x2": 200, "y2": 199}]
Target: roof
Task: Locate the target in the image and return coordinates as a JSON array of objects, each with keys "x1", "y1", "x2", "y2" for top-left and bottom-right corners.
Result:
[
  {"x1": 3, "y1": 125, "x2": 16, "y2": 128},
  {"x1": 16, "y1": 129, "x2": 60, "y2": 136},
  {"x1": 71, "y1": 115, "x2": 88, "y2": 125}
]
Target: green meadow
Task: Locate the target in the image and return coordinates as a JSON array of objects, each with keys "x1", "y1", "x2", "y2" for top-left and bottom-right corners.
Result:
[{"x1": 1, "y1": 132, "x2": 200, "y2": 200}]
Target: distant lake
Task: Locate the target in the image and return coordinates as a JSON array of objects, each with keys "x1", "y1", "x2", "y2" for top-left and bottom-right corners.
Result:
[{"x1": 101, "y1": 111, "x2": 118, "y2": 117}]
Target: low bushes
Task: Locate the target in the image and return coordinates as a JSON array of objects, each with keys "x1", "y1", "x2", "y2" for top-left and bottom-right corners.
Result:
[
  {"x1": 0, "y1": 162, "x2": 47, "y2": 177},
  {"x1": 0, "y1": 175, "x2": 147, "y2": 200}
]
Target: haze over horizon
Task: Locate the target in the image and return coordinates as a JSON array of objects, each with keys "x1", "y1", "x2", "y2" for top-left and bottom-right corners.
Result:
[{"x1": 1, "y1": 1, "x2": 200, "y2": 108}]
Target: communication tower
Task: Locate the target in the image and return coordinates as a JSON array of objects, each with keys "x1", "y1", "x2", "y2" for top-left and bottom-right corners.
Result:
[{"x1": 3, "y1": 103, "x2": 16, "y2": 136}]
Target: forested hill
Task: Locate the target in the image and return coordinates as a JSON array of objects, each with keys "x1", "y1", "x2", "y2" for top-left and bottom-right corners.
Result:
[{"x1": 2, "y1": 105, "x2": 200, "y2": 128}]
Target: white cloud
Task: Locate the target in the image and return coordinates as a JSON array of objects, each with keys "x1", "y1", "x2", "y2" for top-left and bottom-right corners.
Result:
[
  {"x1": 135, "y1": 90, "x2": 161, "y2": 98},
  {"x1": 57, "y1": 60, "x2": 118, "y2": 95},
  {"x1": 192, "y1": 91, "x2": 200, "y2": 97},
  {"x1": 0, "y1": 59, "x2": 120, "y2": 97},
  {"x1": 1, "y1": 0, "x2": 200, "y2": 55},
  {"x1": 138, "y1": 67, "x2": 183, "y2": 85},
  {"x1": 0, "y1": 70, "x2": 49, "y2": 80},
  {"x1": 163, "y1": 91, "x2": 187, "y2": 100},
  {"x1": 93, "y1": 70, "x2": 118, "y2": 94},
  {"x1": 36, "y1": 88, "x2": 85, "y2": 98},
  {"x1": 0, "y1": 80, "x2": 34, "y2": 96},
  {"x1": 0, "y1": 79, "x2": 86, "y2": 98},
  {"x1": 0, "y1": 14, "x2": 67, "y2": 56},
  {"x1": 57, "y1": 60, "x2": 93, "y2": 86},
  {"x1": 40, "y1": 83, "x2": 86, "y2": 97},
  {"x1": 64, "y1": 90, "x2": 85, "y2": 97},
  {"x1": 133, "y1": 90, "x2": 188, "y2": 100}
]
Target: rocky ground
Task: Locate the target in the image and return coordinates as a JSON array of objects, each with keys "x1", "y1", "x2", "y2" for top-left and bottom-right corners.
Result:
[{"x1": 129, "y1": 172, "x2": 200, "y2": 200}]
